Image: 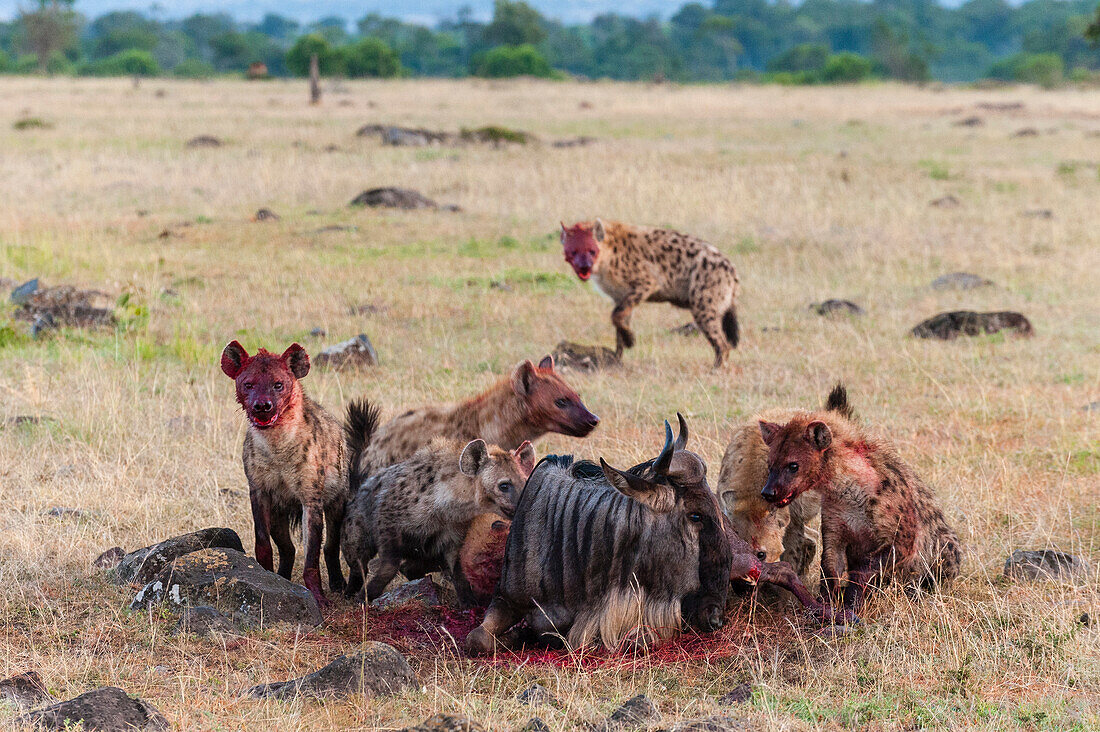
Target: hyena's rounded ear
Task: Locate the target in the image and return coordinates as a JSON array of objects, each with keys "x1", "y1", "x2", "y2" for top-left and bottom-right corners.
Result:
[
  {"x1": 460, "y1": 439, "x2": 489, "y2": 477},
  {"x1": 593, "y1": 218, "x2": 606, "y2": 243},
  {"x1": 282, "y1": 343, "x2": 310, "y2": 379},
  {"x1": 537, "y1": 354, "x2": 555, "y2": 371},
  {"x1": 513, "y1": 440, "x2": 536, "y2": 477},
  {"x1": 758, "y1": 420, "x2": 782, "y2": 446},
  {"x1": 511, "y1": 360, "x2": 537, "y2": 396},
  {"x1": 560, "y1": 221, "x2": 568, "y2": 240},
  {"x1": 806, "y1": 421, "x2": 832, "y2": 451},
  {"x1": 220, "y1": 340, "x2": 249, "y2": 378}
]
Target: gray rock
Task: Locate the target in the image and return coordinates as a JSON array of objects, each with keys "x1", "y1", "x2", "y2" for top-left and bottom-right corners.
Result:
[
  {"x1": 10, "y1": 278, "x2": 39, "y2": 305},
  {"x1": 717, "y1": 683, "x2": 752, "y2": 706},
  {"x1": 42, "y1": 507, "x2": 94, "y2": 520},
  {"x1": 350, "y1": 187, "x2": 441, "y2": 210},
  {"x1": 811, "y1": 299, "x2": 864, "y2": 317},
  {"x1": 911, "y1": 311, "x2": 1033, "y2": 340},
  {"x1": 930, "y1": 195, "x2": 960, "y2": 208},
  {"x1": 253, "y1": 208, "x2": 280, "y2": 221},
  {"x1": 1022, "y1": 209, "x2": 1053, "y2": 219},
  {"x1": 17, "y1": 687, "x2": 168, "y2": 731},
  {"x1": 175, "y1": 606, "x2": 236, "y2": 637},
  {"x1": 371, "y1": 577, "x2": 441, "y2": 612},
  {"x1": 93, "y1": 547, "x2": 125, "y2": 569},
  {"x1": 402, "y1": 715, "x2": 487, "y2": 732},
  {"x1": 930, "y1": 272, "x2": 994, "y2": 290},
  {"x1": 517, "y1": 683, "x2": 556, "y2": 706},
  {"x1": 669, "y1": 322, "x2": 699, "y2": 337},
  {"x1": 664, "y1": 718, "x2": 758, "y2": 732},
  {"x1": 309, "y1": 327, "x2": 326, "y2": 337},
  {"x1": 523, "y1": 718, "x2": 551, "y2": 732},
  {"x1": 114, "y1": 527, "x2": 244, "y2": 585},
  {"x1": 0, "y1": 671, "x2": 55, "y2": 711},
  {"x1": 954, "y1": 116, "x2": 983, "y2": 127},
  {"x1": 1004, "y1": 550, "x2": 1091, "y2": 583},
  {"x1": 551, "y1": 340, "x2": 621, "y2": 372},
  {"x1": 315, "y1": 334, "x2": 378, "y2": 370},
  {"x1": 603, "y1": 694, "x2": 660, "y2": 730},
  {"x1": 247, "y1": 643, "x2": 415, "y2": 700},
  {"x1": 186, "y1": 135, "x2": 222, "y2": 148},
  {"x1": 130, "y1": 547, "x2": 322, "y2": 628}
]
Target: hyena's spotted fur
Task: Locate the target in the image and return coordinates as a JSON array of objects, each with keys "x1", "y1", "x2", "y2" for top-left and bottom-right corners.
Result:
[
  {"x1": 221, "y1": 341, "x2": 348, "y2": 608},
  {"x1": 346, "y1": 356, "x2": 597, "y2": 478},
  {"x1": 759, "y1": 393, "x2": 962, "y2": 610},
  {"x1": 341, "y1": 437, "x2": 535, "y2": 605},
  {"x1": 561, "y1": 219, "x2": 741, "y2": 366}
]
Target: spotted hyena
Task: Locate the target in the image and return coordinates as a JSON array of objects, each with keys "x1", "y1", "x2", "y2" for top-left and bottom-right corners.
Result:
[
  {"x1": 220, "y1": 341, "x2": 348, "y2": 608},
  {"x1": 758, "y1": 392, "x2": 962, "y2": 610},
  {"x1": 561, "y1": 219, "x2": 741, "y2": 366}
]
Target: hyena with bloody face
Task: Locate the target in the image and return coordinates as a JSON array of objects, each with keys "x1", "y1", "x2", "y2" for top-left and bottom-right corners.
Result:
[
  {"x1": 341, "y1": 437, "x2": 535, "y2": 605},
  {"x1": 560, "y1": 219, "x2": 741, "y2": 367},
  {"x1": 346, "y1": 355, "x2": 598, "y2": 478},
  {"x1": 758, "y1": 390, "x2": 961, "y2": 610},
  {"x1": 220, "y1": 341, "x2": 348, "y2": 608}
]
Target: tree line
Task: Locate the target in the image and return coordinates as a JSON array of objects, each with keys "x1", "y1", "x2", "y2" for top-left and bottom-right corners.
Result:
[{"x1": 3, "y1": 0, "x2": 1100, "y2": 86}]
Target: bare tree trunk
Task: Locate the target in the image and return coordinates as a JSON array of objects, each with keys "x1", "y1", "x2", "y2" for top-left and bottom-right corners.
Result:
[{"x1": 309, "y1": 54, "x2": 321, "y2": 105}]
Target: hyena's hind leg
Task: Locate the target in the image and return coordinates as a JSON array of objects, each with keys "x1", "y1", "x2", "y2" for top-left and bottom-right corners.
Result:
[{"x1": 689, "y1": 302, "x2": 732, "y2": 368}]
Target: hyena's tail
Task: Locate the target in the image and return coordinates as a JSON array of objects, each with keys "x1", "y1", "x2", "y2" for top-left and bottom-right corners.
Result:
[
  {"x1": 722, "y1": 306, "x2": 740, "y2": 349},
  {"x1": 824, "y1": 383, "x2": 856, "y2": 421},
  {"x1": 344, "y1": 398, "x2": 382, "y2": 493}
]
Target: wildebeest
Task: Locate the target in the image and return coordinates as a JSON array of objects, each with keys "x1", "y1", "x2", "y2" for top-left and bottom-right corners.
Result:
[{"x1": 466, "y1": 419, "x2": 733, "y2": 654}]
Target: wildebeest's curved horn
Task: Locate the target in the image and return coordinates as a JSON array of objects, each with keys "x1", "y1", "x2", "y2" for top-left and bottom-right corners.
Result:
[
  {"x1": 673, "y1": 413, "x2": 688, "y2": 452},
  {"x1": 653, "y1": 420, "x2": 675, "y2": 476}
]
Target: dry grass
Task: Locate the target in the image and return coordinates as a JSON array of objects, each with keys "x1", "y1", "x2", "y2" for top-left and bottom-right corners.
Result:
[{"x1": 0, "y1": 76, "x2": 1098, "y2": 730}]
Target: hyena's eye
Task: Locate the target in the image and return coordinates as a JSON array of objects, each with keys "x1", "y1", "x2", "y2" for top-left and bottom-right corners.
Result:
[
  {"x1": 498, "y1": 481, "x2": 514, "y2": 493},
  {"x1": 554, "y1": 398, "x2": 571, "y2": 409},
  {"x1": 273, "y1": 382, "x2": 284, "y2": 392},
  {"x1": 787, "y1": 462, "x2": 799, "y2": 473},
  {"x1": 243, "y1": 383, "x2": 254, "y2": 390},
  {"x1": 756, "y1": 550, "x2": 767, "y2": 561}
]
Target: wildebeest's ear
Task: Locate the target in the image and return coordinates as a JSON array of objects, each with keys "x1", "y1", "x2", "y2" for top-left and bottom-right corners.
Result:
[
  {"x1": 282, "y1": 343, "x2": 310, "y2": 379},
  {"x1": 593, "y1": 218, "x2": 606, "y2": 243},
  {"x1": 220, "y1": 340, "x2": 249, "y2": 379},
  {"x1": 511, "y1": 360, "x2": 537, "y2": 396},
  {"x1": 537, "y1": 354, "x2": 555, "y2": 371},
  {"x1": 758, "y1": 420, "x2": 782, "y2": 446},
  {"x1": 460, "y1": 439, "x2": 489, "y2": 477},
  {"x1": 600, "y1": 458, "x2": 675, "y2": 512},
  {"x1": 806, "y1": 421, "x2": 832, "y2": 451},
  {"x1": 513, "y1": 440, "x2": 536, "y2": 477},
  {"x1": 673, "y1": 413, "x2": 689, "y2": 451}
]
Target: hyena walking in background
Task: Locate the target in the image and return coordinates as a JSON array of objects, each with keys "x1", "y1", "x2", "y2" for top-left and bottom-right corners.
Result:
[
  {"x1": 758, "y1": 389, "x2": 962, "y2": 610},
  {"x1": 346, "y1": 355, "x2": 598, "y2": 477},
  {"x1": 560, "y1": 219, "x2": 741, "y2": 366},
  {"x1": 221, "y1": 341, "x2": 348, "y2": 608}
]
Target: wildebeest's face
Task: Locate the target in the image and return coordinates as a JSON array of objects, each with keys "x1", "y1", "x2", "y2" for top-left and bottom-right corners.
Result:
[
  {"x1": 601, "y1": 419, "x2": 733, "y2": 633},
  {"x1": 460, "y1": 438, "x2": 535, "y2": 519},
  {"x1": 759, "y1": 417, "x2": 832, "y2": 507},
  {"x1": 220, "y1": 340, "x2": 307, "y2": 430},
  {"x1": 560, "y1": 221, "x2": 601, "y2": 281}
]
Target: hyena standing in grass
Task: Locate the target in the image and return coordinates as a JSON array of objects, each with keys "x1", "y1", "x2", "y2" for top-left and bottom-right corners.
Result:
[
  {"x1": 758, "y1": 391, "x2": 962, "y2": 610},
  {"x1": 221, "y1": 341, "x2": 348, "y2": 608},
  {"x1": 560, "y1": 219, "x2": 741, "y2": 366},
  {"x1": 346, "y1": 355, "x2": 598, "y2": 477}
]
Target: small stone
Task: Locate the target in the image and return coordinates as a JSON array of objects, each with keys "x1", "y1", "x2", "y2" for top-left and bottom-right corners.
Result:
[
  {"x1": 113, "y1": 527, "x2": 244, "y2": 586},
  {"x1": 310, "y1": 327, "x2": 327, "y2": 337},
  {"x1": 669, "y1": 322, "x2": 699, "y2": 336},
  {"x1": 151, "y1": 666, "x2": 170, "y2": 676},
  {"x1": 1012, "y1": 127, "x2": 1039, "y2": 137},
  {"x1": 1083, "y1": 402, "x2": 1100, "y2": 413},
  {"x1": 10, "y1": 278, "x2": 39, "y2": 304},
  {"x1": 186, "y1": 135, "x2": 222, "y2": 148},
  {"x1": 1022, "y1": 209, "x2": 1053, "y2": 219},
  {"x1": 94, "y1": 547, "x2": 125, "y2": 569},
  {"x1": 402, "y1": 715, "x2": 487, "y2": 732},
  {"x1": 43, "y1": 507, "x2": 94, "y2": 520},
  {"x1": 1078, "y1": 613, "x2": 1091, "y2": 627},
  {"x1": 253, "y1": 208, "x2": 280, "y2": 222},
  {"x1": 930, "y1": 195, "x2": 960, "y2": 208},
  {"x1": 604, "y1": 694, "x2": 660, "y2": 730},
  {"x1": 717, "y1": 683, "x2": 752, "y2": 705},
  {"x1": 811, "y1": 299, "x2": 864, "y2": 317},
  {"x1": 0, "y1": 671, "x2": 56, "y2": 711},
  {"x1": 517, "y1": 683, "x2": 556, "y2": 706},
  {"x1": 371, "y1": 577, "x2": 441, "y2": 612},
  {"x1": 18, "y1": 687, "x2": 168, "y2": 731},
  {"x1": 551, "y1": 136, "x2": 597, "y2": 148},
  {"x1": 175, "y1": 606, "x2": 236, "y2": 637},
  {"x1": 247, "y1": 644, "x2": 415, "y2": 700},
  {"x1": 668, "y1": 718, "x2": 756, "y2": 732},
  {"x1": 315, "y1": 334, "x2": 378, "y2": 370},
  {"x1": 930, "y1": 272, "x2": 994, "y2": 290},
  {"x1": 489, "y1": 280, "x2": 513, "y2": 292},
  {"x1": 523, "y1": 719, "x2": 551, "y2": 732},
  {"x1": 954, "y1": 116, "x2": 983, "y2": 127},
  {"x1": 1004, "y1": 550, "x2": 1090, "y2": 583}
]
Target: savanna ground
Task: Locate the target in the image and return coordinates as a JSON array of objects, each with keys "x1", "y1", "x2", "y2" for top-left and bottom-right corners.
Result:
[{"x1": 0, "y1": 76, "x2": 1098, "y2": 730}]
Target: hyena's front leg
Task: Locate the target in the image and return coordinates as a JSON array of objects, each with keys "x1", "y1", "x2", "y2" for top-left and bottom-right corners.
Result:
[
  {"x1": 323, "y1": 500, "x2": 346, "y2": 594},
  {"x1": 270, "y1": 509, "x2": 296, "y2": 579},
  {"x1": 611, "y1": 284, "x2": 654, "y2": 356},
  {"x1": 249, "y1": 490, "x2": 275, "y2": 573},
  {"x1": 301, "y1": 499, "x2": 328, "y2": 609}
]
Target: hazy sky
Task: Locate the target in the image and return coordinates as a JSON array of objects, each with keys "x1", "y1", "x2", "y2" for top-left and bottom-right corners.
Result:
[{"x1": 0, "y1": 1, "x2": 675, "y2": 25}]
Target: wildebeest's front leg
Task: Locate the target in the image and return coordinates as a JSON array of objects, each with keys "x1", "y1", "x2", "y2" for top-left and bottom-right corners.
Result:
[
  {"x1": 611, "y1": 279, "x2": 657, "y2": 356},
  {"x1": 301, "y1": 498, "x2": 328, "y2": 608},
  {"x1": 466, "y1": 599, "x2": 522, "y2": 656},
  {"x1": 249, "y1": 489, "x2": 275, "y2": 573}
]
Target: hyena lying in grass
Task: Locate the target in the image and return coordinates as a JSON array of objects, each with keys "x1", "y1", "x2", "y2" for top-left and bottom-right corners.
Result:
[
  {"x1": 341, "y1": 435, "x2": 535, "y2": 605},
  {"x1": 220, "y1": 341, "x2": 347, "y2": 608},
  {"x1": 759, "y1": 388, "x2": 962, "y2": 610},
  {"x1": 346, "y1": 355, "x2": 598, "y2": 477},
  {"x1": 560, "y1": 219, "x2": 741, "y2": 366},
  {"x1": 717, "y1": 385, "x2": 853, "y2": 582}
]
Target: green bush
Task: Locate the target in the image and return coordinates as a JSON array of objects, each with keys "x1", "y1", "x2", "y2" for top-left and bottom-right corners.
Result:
[
  {"x1": 986, "y1": 53, "x2": 1064, "y2": 88},
  {"x1": 768, "y1": 43, "x2": 829, "y2": 73},
  {"x1": 81, "y1": 49, "x2": 159, "y2": 77},
  {"x1": 821, "y1": 52, "x2": 873, "y2": 83},
  {"x1": 472, "y1": 44, "x2": 553, "y2": 78},
  {"x1": 286, "y1": 33, "x2": 346, "y2": 76},
  {"x1": 15, "y1": 55, "x2": 38, "y2": 74},
  {"x1": 344, "y1": 37, "x2": 401, "y2": 78},
  {"x1": 172, "y1": 58, "x2": 216, "y2": 79},
  {"x1": 0, "y1": 50, "x2": 11, "y2": 73},
  {"x1": 46, "y1": 51, "x2": 75, "y2": 75}
]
